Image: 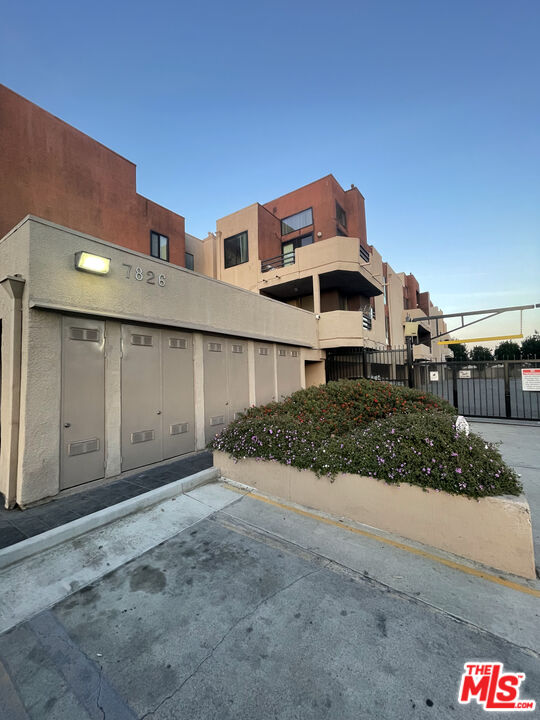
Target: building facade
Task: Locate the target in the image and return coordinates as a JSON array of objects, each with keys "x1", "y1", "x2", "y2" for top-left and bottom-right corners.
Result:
[
  {"x1": 0, "y1": 84, "x2": 187, "y2": 266},
  {"x1": 0, "y1": 87, "x2": 449, "y2": 509},
  {"x1": 194, "y1": 176, "x2": 450, "y2": 368}
]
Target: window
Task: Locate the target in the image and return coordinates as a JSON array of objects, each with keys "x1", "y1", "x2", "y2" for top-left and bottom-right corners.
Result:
[
  {"x1": 224, "y1": 231, "x2": 248, "y2": 268},
  {"x1": 336, "y1": 202, "x2": 347, "y2": 228},
  {"x1": 281, "y1": 208, "x2": 313, "y2": 236},
  {"x1": 282, "y1": 234, "x2": 313, "y2": 266},
  {"x1": 185, "y1": 252, "x2": 194, "y2": 270},
  {"x1": 150, "y1": 231, "x2": 169, "y2": 261}
]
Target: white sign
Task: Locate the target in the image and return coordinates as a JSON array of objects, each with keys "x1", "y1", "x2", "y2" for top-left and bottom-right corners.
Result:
[
  {"x1": 459, "y1": 369, "x2": 472, "y2": 379},
  {"x1": 430, "y1": 371, "x2": 439, "y2": 382},
  {"x1": 522, "y1": 368, "x2": 540, "y2": 391}
]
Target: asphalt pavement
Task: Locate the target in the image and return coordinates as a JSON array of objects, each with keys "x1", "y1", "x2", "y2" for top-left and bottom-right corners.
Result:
[{"x1": 0, "y1": 423, "x2": 538, "y2": 719}]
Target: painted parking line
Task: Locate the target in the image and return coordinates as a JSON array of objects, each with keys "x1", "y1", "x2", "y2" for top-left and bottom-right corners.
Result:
[{"x1": 222, "y1": 484, "x2": 540, "y2": 598}]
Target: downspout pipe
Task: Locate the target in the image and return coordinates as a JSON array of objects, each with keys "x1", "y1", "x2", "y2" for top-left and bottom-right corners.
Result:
[{"x1": 0, "y1": 275, "x2": 25, "y2": 509}]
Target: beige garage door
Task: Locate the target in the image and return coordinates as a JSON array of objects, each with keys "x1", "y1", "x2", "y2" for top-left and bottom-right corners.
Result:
[
  {"x1": 203, "y1": 336, "x2": 250, "y2": 444},
  {"x1": 254, "y1": 344, "x2": 275, "y2": 406},
  {"x1": 121, "y1": 325, "x2": 195, "y2": 471},
  {"x1": 60, "y1": 317, "x2": 105, "y2": 490},
  {"x1": 277, "y1": 346, "x2": 302, "y2": 400}
]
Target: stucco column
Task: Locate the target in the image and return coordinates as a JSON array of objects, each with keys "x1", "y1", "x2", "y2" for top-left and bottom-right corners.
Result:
[
  {"x1": 247, "y1": 341, "x2": 256, "y2": 407},
  {"x1": 0, "y1": 276, "x2": 25, "y2": 508},
  {"x1": 312, "y1": 273, "x2": 321, "y2": 315},
  {"x1": 300, "y1": 351, "x2": 306, "y2": 389},
  {"x1": 193, "y1": 332, "x2": 206, "y2": 450},
  {"x1": 104, "y1": 321, "x2": 122, "y2": 477}
]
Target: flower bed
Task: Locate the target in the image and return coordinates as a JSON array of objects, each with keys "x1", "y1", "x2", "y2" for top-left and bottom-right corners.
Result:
[
  {"x1": 211, "y1": 382, "x2": 521, "y2": 499},
  {"x1": 211, "y1": 380, "x2": 533, "y2": 576}
]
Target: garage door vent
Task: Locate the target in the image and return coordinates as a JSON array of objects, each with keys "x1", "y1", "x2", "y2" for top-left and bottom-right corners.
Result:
[
  {"x1": 278, "y1": 349, "x2": 287, "y2": 356},
  {"x1": 169, "y1": 338, "x2": 187, "y2": 349},
  {"x1": 231, "y1": 344, "x2": 244, "y2": 353},
  {"x1": 258, "y1": 347, "x2": 269, "y2": 356},
  {"x1": 131, "y1": 334, "x2": 153, "y2": 347},
  {"x1": 290, "y1": 350, "x2": 299, "y2": 357},
  {"x1": 131, "y1": 429, "x2": 155, "y2": 444},
  {"x1": 170, "y1": 422, "x2": 189, "y2": 435},
  {"x1": 210, "y1": 415, "x2": 225, "y2": 426},
  {"x1": 69, "y1": 327, "x2": 100, "y2": 342},
  {"x1": 68, "y1": 438, "x2": 100, "y2": 456},
  {"x1": 208, "y1": 342, "x2": 222, "y2": 352}
]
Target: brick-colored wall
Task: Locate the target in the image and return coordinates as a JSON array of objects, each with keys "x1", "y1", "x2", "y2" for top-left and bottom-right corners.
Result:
[
  {"x1": 0, "y1": 85, "x2": 185, "y2": 265},
  {"x1": 262, "y1": 175, "x2": 368, "y2": 255}
]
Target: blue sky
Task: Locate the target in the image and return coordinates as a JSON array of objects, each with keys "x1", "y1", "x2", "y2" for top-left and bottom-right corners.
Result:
[{"x1": 2, "y1": 0, "x2": 539, "y2": 340}]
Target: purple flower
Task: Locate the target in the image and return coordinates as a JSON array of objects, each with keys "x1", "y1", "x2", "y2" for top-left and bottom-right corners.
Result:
[{"x1": 455, "y1": 468, "x2": 462, "y2": 474}]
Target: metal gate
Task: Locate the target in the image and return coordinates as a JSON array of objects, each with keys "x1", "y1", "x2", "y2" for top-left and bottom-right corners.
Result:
[
  {"x1": 325, "y1": 347, "x2": 407, "y2": 385},
  {"x1": 415, "y1": 360, "x2": 540, "y2": 420}
]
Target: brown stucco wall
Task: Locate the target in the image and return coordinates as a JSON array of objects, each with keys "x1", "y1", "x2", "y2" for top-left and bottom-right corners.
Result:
[
  {"x1": 262, "y1": 175, "x2": 368, "y2": 251},
  {"x1": 0, "y1": 85, "x2": 186, "y2": 265}
]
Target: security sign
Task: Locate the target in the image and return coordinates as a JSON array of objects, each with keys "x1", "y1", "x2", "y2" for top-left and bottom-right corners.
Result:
[{"x1": 522, "y1": 368, "x2": 540, "y2": 392}]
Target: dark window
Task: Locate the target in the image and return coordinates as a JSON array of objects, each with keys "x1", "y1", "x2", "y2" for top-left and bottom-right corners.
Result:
[
  {"x1": 336, "y1": 226, "x2": 347, "y2": 237},
  {"x1": 185, "y1": 252, "x2": 194, "y2": 270},
  {"x1": 336, "y1": 202, "x2": 347, "y2": 228},
  {"x1": 150, "y1": 231, "x2": 169, "y2": 261},
  {"x1": 281, "y1": 208, "x2": 313, "y2": 236},
  {"x1": 224, "y1": 231, "x2": 248, "y2": 268}
]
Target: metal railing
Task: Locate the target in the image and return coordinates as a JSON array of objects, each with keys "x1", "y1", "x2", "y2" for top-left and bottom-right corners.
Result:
[
  {"x1": 362, "y1": 313, "x2": 372, "y2": 331},
  {"x1": 260, "y1": 251, "x2": 296, "y2": 272}
]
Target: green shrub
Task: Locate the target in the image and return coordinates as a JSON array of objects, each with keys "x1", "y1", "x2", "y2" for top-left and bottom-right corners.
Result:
[
  {"x1": 244, "y1": 379, "x2": 455, "y2": 436},
  {"x1": 211, "y1": 381, "x2": 521, "y2": 498}
]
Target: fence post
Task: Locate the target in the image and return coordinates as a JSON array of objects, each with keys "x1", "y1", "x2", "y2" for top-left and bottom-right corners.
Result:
[
  {"x1": 406, "y1": 337, "x2": 414, "y2": 388},
  {"x1": 451, "y1": 364, "x2": 459, "y2": 411},
  {"x1": 503, "y1": 361, "x2": 511, "y2": 418}
]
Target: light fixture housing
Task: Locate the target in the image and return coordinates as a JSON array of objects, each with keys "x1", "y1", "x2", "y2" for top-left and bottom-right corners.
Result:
[{"x1": 74, "y1": 251, "x2": 111, "y2": 275}]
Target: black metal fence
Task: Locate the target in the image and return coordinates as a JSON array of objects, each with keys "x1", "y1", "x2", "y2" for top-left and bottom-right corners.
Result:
[
  {"x1": 415, "y1": 359, "x2": 540, "y2": 420},
  {"x1": 325, "y1": 349, "x2": 540, "y2": 420},
  {"x1": 326, "y1": 347, "x2": 407, "y2": 385}
]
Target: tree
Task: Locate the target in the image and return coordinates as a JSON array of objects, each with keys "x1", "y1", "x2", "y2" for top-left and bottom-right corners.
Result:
[
  {"x1": 470, "y1": 346, "x2": 494, "y2": 361},
  {"x1": 521, "y1": 334, "x2": 540, "y2": 359},
  {"x1": 494, "y1": 341, "x2": 521, "y2": 360},
  {"x1": 449, "y1": 343, "x2": 468, "y2": 362}
]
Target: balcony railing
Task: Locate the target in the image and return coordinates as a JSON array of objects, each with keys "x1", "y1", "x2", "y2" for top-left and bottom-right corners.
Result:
[
  {"x1": 260, "y1": 251, "x2": 295, "y2": 272},
  {"x1": 359, "y1": 244, "x2": 370, "y2": 262},
  {"x1": 363, "y1": 313, "x2": 372, "y2": 331}
]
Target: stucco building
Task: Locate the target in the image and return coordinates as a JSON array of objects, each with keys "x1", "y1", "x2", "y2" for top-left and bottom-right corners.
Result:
[
  {"x1": 0, "y1": 86, "x2": 448, "y2": 509},
  {"x1": 193, "y1": 176, "x2": 449, "y2": 368}
]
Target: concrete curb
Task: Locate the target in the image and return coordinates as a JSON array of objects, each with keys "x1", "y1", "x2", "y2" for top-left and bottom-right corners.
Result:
[
  {"x1": 214, "y1": 451, "x2": 537, "y2": 579},
  {"x1": 0, "y1": 467, "x2": 220, "y2": 570}
]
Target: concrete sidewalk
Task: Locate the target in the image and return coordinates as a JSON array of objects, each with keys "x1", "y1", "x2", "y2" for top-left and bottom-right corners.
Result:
[
  {"x1": 0, "y1": 452, "x2": 213, "y2": 549},
  {"x1": 0, "y1": 481, "x2": 538, "y2": 719}
]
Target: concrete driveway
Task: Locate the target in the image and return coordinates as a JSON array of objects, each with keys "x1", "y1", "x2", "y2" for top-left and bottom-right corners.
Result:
[{"x1": 0, "y1": 423, "x2": 539, "y2": 719}]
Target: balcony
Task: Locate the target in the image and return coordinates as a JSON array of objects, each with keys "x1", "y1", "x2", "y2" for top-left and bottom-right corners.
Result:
[
  {"x1": 413, "y1": 343, "x2": 432, "y2": 361},
  {"x1": 317, "y1": 310, "x2": 385, "y2": 349},
  {"x1": 261, "y1": 251, "x2": 296, "y2": 272},
  {"x1": 259, "y1": 236, "x2": 383, "y2": 301}
]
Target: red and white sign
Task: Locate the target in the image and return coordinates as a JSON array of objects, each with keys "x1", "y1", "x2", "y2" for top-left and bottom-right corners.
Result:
[
  {"x1": 458, "y1": 662, "x2": 536, "y2": 711},
  {"x1": 522, "y1": 368, "x2": 540, "y2": 392}
]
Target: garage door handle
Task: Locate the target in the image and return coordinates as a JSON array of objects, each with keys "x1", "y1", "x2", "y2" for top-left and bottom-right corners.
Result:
[
  {"x1": 156, "y1": 410, "x2": 162, "y2": 415},
  {"x1": 64, "y1": 422, "x2": 71, "y2": 428}
]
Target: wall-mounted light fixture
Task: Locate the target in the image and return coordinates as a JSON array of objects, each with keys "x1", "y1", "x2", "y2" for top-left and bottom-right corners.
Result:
[{"x1": 74, "y1": 251, "x2": 110, "y2": 275}]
